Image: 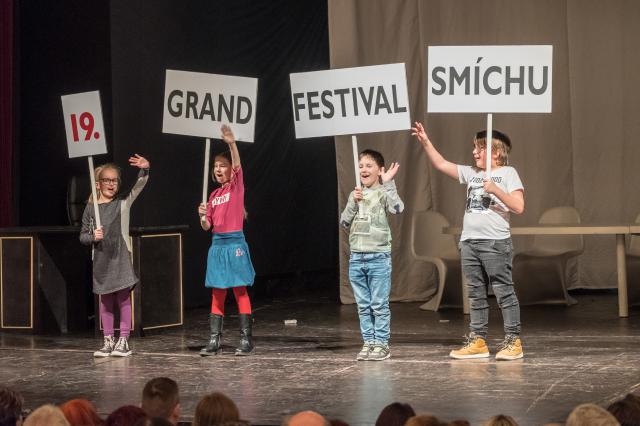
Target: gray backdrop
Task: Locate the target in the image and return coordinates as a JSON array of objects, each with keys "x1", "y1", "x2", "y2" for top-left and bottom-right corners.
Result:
[{"x1": 329, "y1": 0, "x2": 640, "y2": 303}]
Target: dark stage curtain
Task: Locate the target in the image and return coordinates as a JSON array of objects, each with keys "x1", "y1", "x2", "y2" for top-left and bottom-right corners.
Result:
[
  {"x1": 110, "y1": 0, "x2": 337, "y2": 306},
  {"x1": 0, "y1": 0, "x2": 15, "y2": 227}
]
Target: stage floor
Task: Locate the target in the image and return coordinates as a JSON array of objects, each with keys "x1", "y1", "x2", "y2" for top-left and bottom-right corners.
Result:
[{"x1": 1, "y1": 291, "x2": 639, "y2": 425}]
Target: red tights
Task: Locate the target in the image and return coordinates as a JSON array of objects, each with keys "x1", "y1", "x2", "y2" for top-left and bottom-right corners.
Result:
[{"x1": 210, "y1": 286, "x2": 252, "y2": 315}]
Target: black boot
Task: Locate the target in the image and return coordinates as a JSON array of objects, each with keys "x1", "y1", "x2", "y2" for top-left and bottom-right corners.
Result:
[
  {"x1": 200, "y1": 314, "x2": 223, "y2": 356},
  {"x1": 235, "y1": 314, "x2": 254, "y2": 356}
]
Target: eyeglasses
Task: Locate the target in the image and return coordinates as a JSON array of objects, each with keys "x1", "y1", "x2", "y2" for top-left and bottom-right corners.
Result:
[{"x1": 99, "y1": 178, "x2": 119, "y2": 185}]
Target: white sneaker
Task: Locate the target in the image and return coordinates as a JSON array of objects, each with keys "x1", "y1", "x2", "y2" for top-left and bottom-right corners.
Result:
[
  {"x1": 368, "y1": 343, "x2": 391, "y2": 361},
  {"x1": 356, "y1": 343, "x2": 373, "y2": 361},
  {"x1": 111, "y1": 337, "x2": 132, "y2": 357},
  {"x1": 93, "y1": 336, "x2": 115, "y2": 357}
]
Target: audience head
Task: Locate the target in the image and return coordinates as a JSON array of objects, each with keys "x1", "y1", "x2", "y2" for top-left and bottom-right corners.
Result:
[
  {"x1": 141, "y1": 378, "x2": 180, "y2": 425},
  {"x1": 133, "y1": 418, "x2": 173, "y2": 426},
  {"x1": 404, "y1": 414, "x2": 443, "y2": 426},
  {"x1": 60, "y1": 399, "x2": 103, "y2": 426},
  {"x1": 483, "y1": 414, "x2": 518, "y2": 426},
  {"x1": 566, "y1": 403, "x2": 620, "y2": 426},
  {"x1": 282, "y1": 410, "x2": 329, "y2": 426},
  {"x1": 0, "y1": 386, "x2": 24, "y2": 426},
  {"x1": 106, "y1": 405, "x2": 147, "y2": 426},
  {"x1": 23, "y1": 405, "x2": 69, "y2": 426},
  {"x1": 193, "y1": 392, "x2": 240, "y2": 426},
  {"x1": 607, "y1": 393, "x2": 640, "y2": 426},
  {"x1": 374, "y1": 402, "x2": 415, "y2": 426}
]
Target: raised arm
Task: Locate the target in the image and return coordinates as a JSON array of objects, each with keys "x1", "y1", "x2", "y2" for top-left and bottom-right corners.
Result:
[
  {"x1": 381, "y1": 162, "x2": 404, "y2": 214},
  {"x1": 411, "y1": 122, "x2": 459, "y2": 180},
  {"x1": 221, "y1": 124, "x2": 241, "y2": 170},
  {"x1": 124, "y1": 154, "x2": 150, "y2": 205}
]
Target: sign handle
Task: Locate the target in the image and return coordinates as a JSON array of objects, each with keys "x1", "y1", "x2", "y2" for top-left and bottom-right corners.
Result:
[
  {"x1": 485, "y1": 113, "x2": 493, "y2": 177},
  {"x1": 351, "y1": 135, "x2": 364, "y2": 217},
  {"x1": 88, "y1": 155, "x2": 101, "y2": 229},
  {"x1": 202, "y1": 138, "x2": 211, "y2": 205}
]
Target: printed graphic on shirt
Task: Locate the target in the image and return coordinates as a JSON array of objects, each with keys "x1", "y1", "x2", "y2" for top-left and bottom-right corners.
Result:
[
  {"x1": 465, "y1": 176, "x2": 505, "y2": 214},
  {"x1": 352, "y1": 214, "x2": 372, "y2": 235},
  {"x1": 211, "y1": 192, "x2": 231, "y2": 207}
]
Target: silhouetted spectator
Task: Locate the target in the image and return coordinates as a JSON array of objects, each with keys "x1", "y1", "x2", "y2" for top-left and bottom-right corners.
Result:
[
  {"x1": 60, "y1": 399, "x2": 104, "y2": 426},
  {"x1": 375, "y1": 402, "x2": 415, "y2": 426},
  {"x1": 282, "y1": 411, "x2": 329, "y2": 426},
  {"x1": 133, "y1": 417, "x2": 173, "y2": 426},
  {"x1": 405, "y1": 414, "x2": 444, "y2": 426},
  {"x1": 106, "y1": 405, "x2": 147, "y2": 426},
  {"x1": 566, "y1": 403, "x2": 619, "y2": 426},
  {"x1": 141, "y1": 378, "x2": 180, "y2": 425},
  {"x1": 0, "y1": 386, "x2": 24, "y2": 426},
  {"x1": 607, "y1": 393, "x2": 640, "y2": 426},
  {"x1": 193, "y1": 392, "x2": 244, "y2": 426},
  {"x1": 483, "y1": 414, "x2": 518, "y2": 426},
  {"x1": 24, "y1": 405, "x2": 69, "y2": 426}
]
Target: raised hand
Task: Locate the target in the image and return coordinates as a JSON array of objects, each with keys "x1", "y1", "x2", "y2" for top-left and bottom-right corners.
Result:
[
  {"x1": 221, "y1": 124, "x2": 236, "y2": 145},
  {"x1": 410, "y1": 121, "x2": 429, "y2": 145},
  {"x1": 128, "y1": 154, "x2": 150, "y2": 169},
  {"x1": 381, "y1": 162, "x2": 400, "y2": 183}
]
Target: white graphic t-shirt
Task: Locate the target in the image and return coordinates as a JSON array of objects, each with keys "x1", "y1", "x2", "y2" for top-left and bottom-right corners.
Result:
[{"x1": 458, "y1": 165, "x2": 524, "y2": 241}]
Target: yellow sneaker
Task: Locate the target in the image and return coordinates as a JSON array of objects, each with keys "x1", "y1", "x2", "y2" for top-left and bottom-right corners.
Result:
[
  {"x1": 495, "y1": 335, "x2": 524, "y2": 360},
  {"x1": 449, "y1": 334, "x2": 490, "y2": 359}
]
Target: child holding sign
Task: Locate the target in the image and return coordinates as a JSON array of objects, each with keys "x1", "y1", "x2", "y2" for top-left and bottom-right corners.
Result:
[
  {"x1": 197, "y1": 124, "x2": 256, "y2": 356},
  {"x1": 79, "y1": 154, "x2": 150, "y2": 357},
  {"x1": 340, "y1": 149, "x2": 403, "y2": 361},
  {"x1": 411, "y1": 122, "x2": 525, "y2": 360}
]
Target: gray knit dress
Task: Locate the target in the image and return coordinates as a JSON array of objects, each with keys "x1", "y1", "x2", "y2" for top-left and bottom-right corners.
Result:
[{"x1": 79, "y1": 169, "x2": 149, "y2": 295}]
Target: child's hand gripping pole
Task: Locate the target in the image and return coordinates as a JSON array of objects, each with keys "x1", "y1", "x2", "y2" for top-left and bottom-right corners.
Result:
[
  {"x1": 485, "y1": 113, "x2": 493, "y2": 178},
  {"x1": 351, "y1": 135, "x2": 364, "y2": 217},
  {"x1": 202, "y1": 138, "x2": 211, "y2": 205},
  {"x1": 88, "y1": 155, "x2": 101, "y2": 229}
]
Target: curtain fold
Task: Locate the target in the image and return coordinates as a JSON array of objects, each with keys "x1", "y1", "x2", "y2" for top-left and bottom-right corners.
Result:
[{"x1": 0, "y1": 0, "x2": 16, "y2": 227}]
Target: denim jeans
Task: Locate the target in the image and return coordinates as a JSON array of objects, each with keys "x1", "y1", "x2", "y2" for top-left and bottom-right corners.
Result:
[
  {"x1": 460, "y1": 238, "x2": 521, "y2": 339},
  {"x1": 349, "y1": 252, "x2": 392, "y2": 345}
]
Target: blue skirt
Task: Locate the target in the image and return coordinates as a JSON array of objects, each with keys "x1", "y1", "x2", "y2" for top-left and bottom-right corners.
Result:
[{"x1": 205, "y1": 231, "x2": 255, "y2": 289}]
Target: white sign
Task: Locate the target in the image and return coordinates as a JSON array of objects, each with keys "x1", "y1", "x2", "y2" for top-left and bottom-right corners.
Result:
[
  {"x1": 61, "y1": 91, "x2": 108, "y2": 158},
  {"x1": 427, "y1": 45, "x2": 553, "y2": 113},
  {"x1": 290, "y1": 63, "x2": 411, "y2": 138},
  {"x1": 163, "y1": 70, "x2": 258, "y2": 142}
]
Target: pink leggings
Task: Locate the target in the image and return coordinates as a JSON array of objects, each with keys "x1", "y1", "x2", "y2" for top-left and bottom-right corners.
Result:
[{"x1": 100, "y1": 288, "x2": 132, "y2": 338}]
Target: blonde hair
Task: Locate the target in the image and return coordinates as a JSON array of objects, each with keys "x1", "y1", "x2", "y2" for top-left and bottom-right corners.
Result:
[
  {"x1": 474, "y1": 137, "x2": 510, "y2": 166},
  {"x1": 483, "y1": 414, "x2": 519, "y2": 426},
  {"x1": 566, "y1": 403, "x2": 620, "y2": 426},
  {"x1": 24, "y1": 404, "x2": 70, "y2": 426},
  {"x1": 405, "y1": 414, "x2": 443, "y2": 426},
  {"x1": 88, "y1": 163, "x2": 121, "y2": 203}
]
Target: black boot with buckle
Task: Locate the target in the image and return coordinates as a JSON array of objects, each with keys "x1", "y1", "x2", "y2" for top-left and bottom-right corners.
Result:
[
  {"x1": 200, "y1": 314, "x2": 223, "y2": 356},
  {"x1": 235, "y1": 314, "x2": 254, "y2": 356}
]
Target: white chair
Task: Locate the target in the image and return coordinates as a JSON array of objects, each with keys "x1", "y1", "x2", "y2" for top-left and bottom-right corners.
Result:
[
  {"x1": 410, "y1": 210, "x2": 463, "y2": 311},
  {"x1": 625, "y1": 213, "x2": 640, "y2": 307},
  {"x1": 512, "y1": 206, "x2": 584, "y2": 305}
]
